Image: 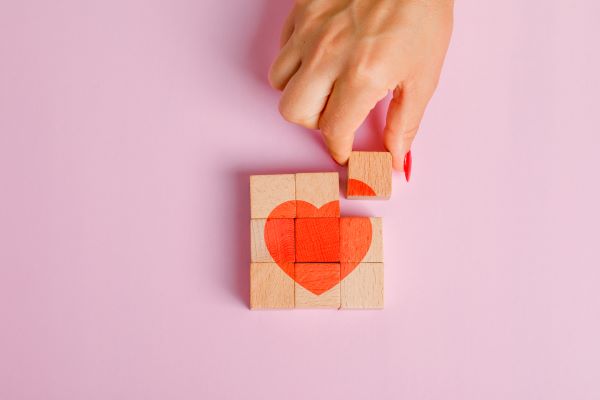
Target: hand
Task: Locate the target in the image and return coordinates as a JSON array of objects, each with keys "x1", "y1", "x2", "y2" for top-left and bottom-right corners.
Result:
[{"x1": 269, "y1": 0, "x2": 453, "y2": 170}]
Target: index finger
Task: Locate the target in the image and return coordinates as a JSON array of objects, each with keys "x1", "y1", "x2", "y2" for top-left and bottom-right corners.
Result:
[{"x1": 318, "y1": 75, "x2": 388, "y2": 164}]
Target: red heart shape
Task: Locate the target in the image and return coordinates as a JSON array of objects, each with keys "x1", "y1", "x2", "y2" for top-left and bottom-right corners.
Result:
[
  {"x1": 264, "y1": 200, "x2": 372, "y2": 295},
  {"x1": 347, "y1": 178, "x2": 376, "y2": 197}
]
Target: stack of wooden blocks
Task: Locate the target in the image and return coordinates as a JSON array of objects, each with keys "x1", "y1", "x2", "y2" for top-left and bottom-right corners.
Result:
[{"x1": 250, "y1": 151, "x2": 392, "y2": 310}]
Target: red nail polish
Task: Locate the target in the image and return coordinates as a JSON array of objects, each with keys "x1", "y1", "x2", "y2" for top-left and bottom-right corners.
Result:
[{"x1": 404, "y1": 150, "x2": 412, "y2": 182}]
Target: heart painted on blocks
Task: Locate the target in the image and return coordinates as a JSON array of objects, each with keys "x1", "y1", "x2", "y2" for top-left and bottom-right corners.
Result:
[
  {"x1": 264, "y1": 200, "x2": 372, "y2": 295},
  {"x1": 347, "y1": 179, "x2": 376, "y2": 197}
]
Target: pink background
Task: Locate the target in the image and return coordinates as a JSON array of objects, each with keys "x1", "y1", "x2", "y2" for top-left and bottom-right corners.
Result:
[{"x1": 1, "y1": 1, "x2": 599, "y2": 399}]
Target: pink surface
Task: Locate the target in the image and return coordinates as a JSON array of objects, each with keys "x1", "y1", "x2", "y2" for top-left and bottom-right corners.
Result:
[{"x1": 1, "y1": 1, "x2": 599, "y2": 399}]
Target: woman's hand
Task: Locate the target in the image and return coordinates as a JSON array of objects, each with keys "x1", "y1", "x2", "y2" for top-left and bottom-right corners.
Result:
[{"x1": 269, "y1": 0, "x2": 453, "y2": 170}]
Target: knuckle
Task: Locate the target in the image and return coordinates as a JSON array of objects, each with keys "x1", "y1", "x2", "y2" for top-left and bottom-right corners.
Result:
[
  {"x1": 321, "y1": 128, "x2": 348, "y2": 146},
  {"x1": 278, "y1": 101, "x2": 317, "y2": 128},
  {"x1": 267, "y1": 69, "x2": 280, "y2": 90},
  {"x1": 308, "y1": 36, "x2": 332, "y2": 65},
  {"x1": 346, "y1": 67, "x2": 378, "y2": 88},
  {"x1": 303, "y1": 27, "x2": 346, "y2": 69},
  {"x1": 345, "y1": 59, "x2": 388, "y2": 89},
  {"x1": 278, "y1": 96, "x2": 299, "y2": 120},
  {"x1": 320, "y1": 125, "x2": 336, "y2": 140},
  {"x1": 278, "y1": 102, "x2": 300, "y2": 124},
  {"x1": 319, "y1": 119, "x2": 341, "y2": 139}
]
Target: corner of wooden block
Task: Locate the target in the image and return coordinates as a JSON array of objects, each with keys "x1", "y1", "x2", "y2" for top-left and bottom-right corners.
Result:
[
  {"x1": 340, "y1": 262, "x2": 384, "y2": 309},
  {"x1": 250, "y1": 262, "x2": 295, "y2": 309},
  {"x1": 295, "y1": 172, "x2": 340, "y2": 216},
  {"x1": 294, "y1": 263, "x2": 341, "y2": 308},
  {"x1": 251, "y1": 218, "x2": 295, "y2": 263},
  {"x1": 250, "y1": 174, "x2": 296, "y2": 219},
  {"x1": 339, "y1": 217, "x2": 383, "y2": 263},
  {"x1": 347, "y1": 152, "x2": 392, "y2": 200}
]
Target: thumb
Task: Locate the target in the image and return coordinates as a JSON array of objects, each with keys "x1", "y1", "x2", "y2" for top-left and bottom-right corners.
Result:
[{"x1": 383, "y1": 85, "x2": 432, "y2": 171}]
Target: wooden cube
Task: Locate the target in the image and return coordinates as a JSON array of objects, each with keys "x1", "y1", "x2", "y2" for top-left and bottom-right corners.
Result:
[
  {"x1": 347, "y1": 152, "x2": 392, "y2": 199},
  {"x1": 250, "y1": 219, "x2": 295, "y2": 263},
  {"x1": 250, "y1": 263, "x2": 295, "y2": 309},
  {"x1": 340, "y1": 262, "x2": 384, "y2": 309},
  {"x1": 339, "y1": 217, "x2": 383, "y2": 262},
  {"x1": 250, "y1": 174, "x2": 296, "y2": 219},
  {"x1": 295, "y1": 172, "x2": 340, "y2": 217},
  {"x1": 294, "y1": 263, "x2": 340, "y2": 308},
  {"x1": 295, "y1": 218, "x2": 340, "y2": 262}
]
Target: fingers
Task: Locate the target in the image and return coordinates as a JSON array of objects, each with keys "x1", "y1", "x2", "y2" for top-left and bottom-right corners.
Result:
[
  {"x1": 269, "y1": 7, "x2": 298, "y2": 90},
  {"x1": 277, "y1": 65, "x2": 335, "y2": 129},
  {"x1": 383, "y1": 85, "x2": 433, "y2": 170},
  {"x1": 268, "y1": 41, "x2": 301, "y2": 91},
  {"x1": 279, "y1": 9, "x2": 295, "y2": 48},
  {"x1": 319, "y1": 75, "x2": 388, "y2": 165}
]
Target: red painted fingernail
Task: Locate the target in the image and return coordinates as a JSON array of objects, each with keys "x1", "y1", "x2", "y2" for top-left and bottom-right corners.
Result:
[{"x1": 404, "y1": 150, "x2": 412, "y2": 182}]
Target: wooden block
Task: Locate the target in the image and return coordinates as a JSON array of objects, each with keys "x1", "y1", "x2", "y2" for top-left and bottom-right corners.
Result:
[
  {"x1": 295, "y1": 172, "x2": 340, "y2": 217},
  {"x1": 250, "y1": 174, "x2": 296, "y2": 219},
  {"x1": 250, "y1": 219, "x2": 295, "y2": 263},
  {"x1": 294, "y1": 263, "x2": 340, "y2": 308},
  {"x1": 339, "y1": 217, "x2": 383, "y2": 262},
  {"x1": 295, "y1": 218, "x2": 340, "y2": 262},
  {"x1": 340, "y1": 262, "x2": 384, "y2": 309},
  {"x1": 347, "y1": 152, "x2": 392, "y2": 199},
  {"x1": 250, "y1": 263, "x2": 295, "y2": 309}
]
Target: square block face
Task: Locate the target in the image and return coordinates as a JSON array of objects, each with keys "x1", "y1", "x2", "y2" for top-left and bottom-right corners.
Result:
[
  {"x1": 250, "y1": 263, "x2": 295, "y2": 309},
  {"x1": 250, "y1": 174, "x2": 296, "y2": 219},
  {"x1": 250, "y1": 219, "x2": 295, "y2": 263},
  {"x1": 295, "y1": 263, "x2": 340, "y2": 308},
  {"x1": 347, "y1": 152, "x2": 392, "y2": 199},
  {"x1": 339, "y1": 217, "x2": 383, "y2": 262},
  {"x1": 340, "y1": 263, "x2": 384, "y2": 309},
  {"x1": 295, "y1": 218, "x2": 340, "y2": 262},
  {"x1": 295, "y1": 172, "x2": 340, "y2": 217}
]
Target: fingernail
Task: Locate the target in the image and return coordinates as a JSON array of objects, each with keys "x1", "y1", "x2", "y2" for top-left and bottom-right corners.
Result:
[{"x1": 404, "y1": 150, "x2": 412, "y2": 182}]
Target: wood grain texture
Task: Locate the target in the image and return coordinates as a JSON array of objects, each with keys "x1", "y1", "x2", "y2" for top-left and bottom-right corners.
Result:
[
  {"x1": 295, "y1": 263, "x2": 340, "y2": 308},
  {"x1": 250, "y1": 219, "x2": 295, "y2": 263},
  {"x1": 250, "y1": 263, "x2": 295, "y2": 309},
  {"x1": 340, "y1": 217, "x2": 383, "y2": 262},
  {"x1": 295, "y1": 217, "x2": 340, "y2": 262},
  {"x1": 295, "y1": 172, "x2": 340, "y2": 217},
  {"x1": 340, "y1": 262, "x2": 384, "y2": 309},
  {"x1": 250, "y1": 174, "x2": 296, "y2": 219},
  {"x1": 347, "y1": 152, "x2": 392, "y2": 199},
  {"x1": 294, "y1": 262, "x2": 340, "y2": 296}
]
